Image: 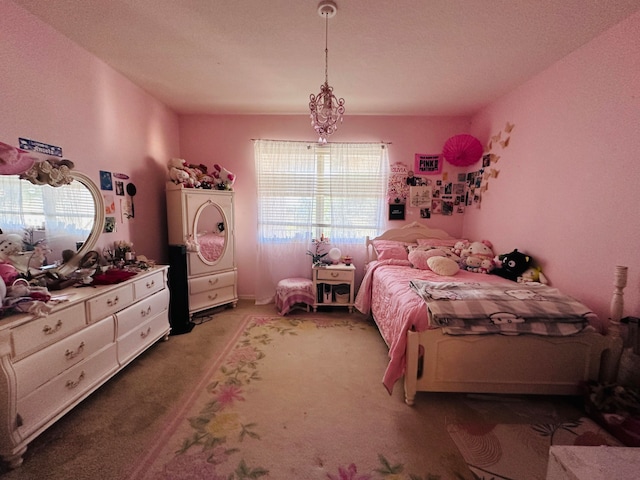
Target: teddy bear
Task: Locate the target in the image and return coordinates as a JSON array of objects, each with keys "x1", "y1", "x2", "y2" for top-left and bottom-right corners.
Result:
[
  {"x1": 168, "y1": 158, "x2": 196, "y2": 187},
  {"x1": 459, "y1": 240, "x2": 495, "y2": 274},
  {"x1": 0, "y1": 232, "x2": 24, "y2": 260},
  {"x1": 212, "y1": 164, "x2": 235, "y2": 190},
  {"x1": 492, "y1": 249, "x2": 531, "y2": 281},
  {"x1": 452, "y1": 239, "x2": 469, "y2": 257}
]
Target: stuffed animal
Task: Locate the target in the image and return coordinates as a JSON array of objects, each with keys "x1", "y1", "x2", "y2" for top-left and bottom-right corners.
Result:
[
  {"x1": 492, "y1": 249, "x2": 531, "y2": 281},
  {"x1": 168, "y1": 158, "x2": 197, "y2": 187},
  {"x1": 0, "y1": 232, "x2": 24, "y2": 260},
  {"x1": 517, "y1": 266, "x2": 549, "y2": 285},
  {"x1": 459, "y1": 240, "x2": 495, "y2": 274},
  {"x1": 212, "y1": 164, "x2": 235, "y2": 190},
  {"x1": 452, "y1": 240, "x2": 469, "y2": 257}
]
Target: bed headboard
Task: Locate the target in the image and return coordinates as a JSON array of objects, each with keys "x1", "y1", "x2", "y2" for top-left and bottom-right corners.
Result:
[{"x1": 365, "y1": 221, "x2": 455, "y2": 262}]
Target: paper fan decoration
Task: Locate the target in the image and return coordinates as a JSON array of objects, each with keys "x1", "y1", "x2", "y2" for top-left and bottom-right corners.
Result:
[{"x1": 442, "y1": 134, "x2": 483, "y2": 167}]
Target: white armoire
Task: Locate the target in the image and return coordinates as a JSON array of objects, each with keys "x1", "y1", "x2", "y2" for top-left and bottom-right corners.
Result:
[{"x1": 166, "y1": 184, "x2": 237, "y2": 330}]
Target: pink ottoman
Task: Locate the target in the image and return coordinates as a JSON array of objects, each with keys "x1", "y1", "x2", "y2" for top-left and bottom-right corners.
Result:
[{"x1": 275, "y1": 277, "x2": 315, "y2": 315}]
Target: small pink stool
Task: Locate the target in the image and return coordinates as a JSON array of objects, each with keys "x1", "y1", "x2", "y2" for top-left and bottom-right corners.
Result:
[{"x1": 275, "y1": 277, "x2": 315, "y2": 315}]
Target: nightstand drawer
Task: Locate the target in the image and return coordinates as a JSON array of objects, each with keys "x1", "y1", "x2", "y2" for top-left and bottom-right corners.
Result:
[{"x1": 316, "y1": 269, "x2": 353, "y2": 282}]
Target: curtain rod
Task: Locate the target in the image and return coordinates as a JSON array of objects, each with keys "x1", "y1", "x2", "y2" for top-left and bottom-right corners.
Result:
[{"x1": 251, "y1": 139, "x2": 392, "y2": 146}]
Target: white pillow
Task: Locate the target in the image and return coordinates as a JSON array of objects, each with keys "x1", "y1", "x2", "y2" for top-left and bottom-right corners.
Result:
[{"x1": 427, "y1": 256, "x2": 459, "y2": 276}]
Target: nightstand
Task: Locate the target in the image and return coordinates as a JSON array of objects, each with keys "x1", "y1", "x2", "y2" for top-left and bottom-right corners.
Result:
[{"x1": 312, "y1": 264, "x2": 355, "y2": 313}]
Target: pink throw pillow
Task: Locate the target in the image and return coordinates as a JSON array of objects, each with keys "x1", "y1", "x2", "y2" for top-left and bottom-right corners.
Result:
[{"x1": 373, "y1": 240, "x2": 410, "y2": 261}]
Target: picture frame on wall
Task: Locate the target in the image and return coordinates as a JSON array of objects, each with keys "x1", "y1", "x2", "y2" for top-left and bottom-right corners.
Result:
[
  {"x1": 414, "y1": 154, "x2": 443, "y2": 176},
  {"x1": 389, "y1": 203, "x2": 405, "y2": 220}
]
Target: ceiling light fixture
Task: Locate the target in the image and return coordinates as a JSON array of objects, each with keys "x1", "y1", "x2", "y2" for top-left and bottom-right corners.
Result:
[{"x1": 309, "y1": 0, "x2": 345, "y2": 143}]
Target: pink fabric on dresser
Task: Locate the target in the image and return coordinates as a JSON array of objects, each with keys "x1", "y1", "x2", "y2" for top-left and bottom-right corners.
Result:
[{"x1": 355, "y1": 259, "x2": 511, "y2": 394}]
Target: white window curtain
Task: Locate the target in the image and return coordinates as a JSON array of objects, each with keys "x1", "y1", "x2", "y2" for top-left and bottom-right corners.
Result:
[{"x1": 254, "y1": 139, "x2": 389, "y2": 304}]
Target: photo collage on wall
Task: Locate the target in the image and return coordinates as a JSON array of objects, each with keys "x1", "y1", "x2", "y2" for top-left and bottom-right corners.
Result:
[
  {"x1": 99, "y1": 170, "x2": 134, "y2": 233},
  {"x1": 388, "y1": 159, "x2": 482, "y2": 220}
]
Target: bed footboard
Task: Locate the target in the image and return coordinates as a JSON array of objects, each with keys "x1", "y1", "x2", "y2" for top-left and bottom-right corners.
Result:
[{"x1": 403, "y1": 329, "x2": 623, "y2": 406}]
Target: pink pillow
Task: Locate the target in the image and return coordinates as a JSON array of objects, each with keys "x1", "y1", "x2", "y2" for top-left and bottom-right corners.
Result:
[
  {"x1": 408, "y1": 249, "x2": 432, "y2": 269},
  {"x1": 373, "y1": 240, "x2": 411, "y2": 261}
]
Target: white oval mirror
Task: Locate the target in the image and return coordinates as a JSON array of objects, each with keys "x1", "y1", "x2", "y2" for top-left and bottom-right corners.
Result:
[{"x1": 194, "y1": 200, "x2": 226, "y2": 264}]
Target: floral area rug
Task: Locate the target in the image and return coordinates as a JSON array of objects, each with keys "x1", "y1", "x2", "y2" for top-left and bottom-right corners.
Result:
[
  {"x1": 447, "y1": 417, "x2": 623, "y2": 480},
  {"x1": 125, "y1": 314, "x2": 471, "y2": 480}
]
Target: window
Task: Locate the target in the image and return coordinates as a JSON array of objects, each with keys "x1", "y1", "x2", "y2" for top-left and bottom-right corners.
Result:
[
  {"x1": 253, "y1": 139, "x2": 389, "y2": 304},
  {"x1": 254, "y1": 140, "x2": 389, "y2": 245}
]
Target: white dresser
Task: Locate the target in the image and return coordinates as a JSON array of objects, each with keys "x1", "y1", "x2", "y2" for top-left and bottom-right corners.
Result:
[{"x1": 0, "y1": 266, "x2": 170, "y2": 469}]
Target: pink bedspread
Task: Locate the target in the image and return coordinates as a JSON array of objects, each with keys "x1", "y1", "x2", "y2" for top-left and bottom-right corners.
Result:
[
  {"x1": 354, "y1": 259, "x2": 510, "y2": 394},
  {"x1": 198, "y1": 233, "x2": 224, "y2": 262}
]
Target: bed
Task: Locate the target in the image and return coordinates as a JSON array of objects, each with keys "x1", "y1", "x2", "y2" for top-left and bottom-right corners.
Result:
[{"x1": 355, "y1": 222, "x2": 623, "y2": 405}]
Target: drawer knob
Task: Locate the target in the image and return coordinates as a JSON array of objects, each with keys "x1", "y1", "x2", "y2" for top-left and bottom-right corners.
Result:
[
  {"x1": 208, "y1": 278, "x2": 219, "y2": 286},
  {"x1": 207, "y1": 292, "x2": 219, "y2": 301},
  {"x1": 140, "y1": 327, "x2": 152, "y2": 339},
  {"x1": 66, "y1": 371, "x2": 85, "y2": 389},
  {"x1": 43, "y1": 320, "x2": 63, "y2": 335},
  {"x1": 146, "y1": 280, "x2": 155, "y2": 289},
  {"x1": 107, "y1": 296, "x2": 119, "y2": 307},
  {"x1": 65, "y1": 342, "x2": 85, "y2": 360},
  {"x1": 331, "y1": 272, "x2": 339, "y2": 278},
  {"x1": 141, "y1": 306, "x2": 152, "y2": 317}
]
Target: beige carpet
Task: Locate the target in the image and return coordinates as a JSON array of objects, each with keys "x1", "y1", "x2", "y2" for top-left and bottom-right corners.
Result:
[
  {"x1": 447, "y1": 418, "x2": 622, "y2": 480},
  {"x1": 0, "y1": 301, "x2": 588, "y2": 479}
]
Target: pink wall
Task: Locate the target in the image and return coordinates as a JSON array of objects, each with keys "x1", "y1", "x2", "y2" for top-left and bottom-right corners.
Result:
[
  {"x1": 466, "y1": 10, "x2": 640, "y2": 325},
  {"x1": 178, "y1": 114, "x2": 472, "y2": 297},
  {"x1": 0, "y1": 0, "x2": 180, "y2": 263}
]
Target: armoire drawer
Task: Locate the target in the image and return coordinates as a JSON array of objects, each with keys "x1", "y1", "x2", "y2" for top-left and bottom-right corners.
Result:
[
  {"x1": 117, "y1": 312, "x2": 170, "y2": 366},
  {"x1": 86, "y1": 284, "x2": 135, "y2": 323},
  {"x1": 13, "y1": 317, "x2": 115, "y2": 400},
  {"x1": 133, "y1": 270, "x2": 165, "y2": 300},
  {"x1": 10, "y1": 303, "x2": 86, "y2": 361},
  {"x1": 189, "y1": 285, "x2": 236, "y2": 313},
  {"x1": 17, "y1": 344, "x2": 118, "y2": 437},
  {"x1": 189, "y1": 271, "x2": 235, "y2": 295},
  {"x1": 116, "y1": 289, "x2": 169, "y2": 339}
]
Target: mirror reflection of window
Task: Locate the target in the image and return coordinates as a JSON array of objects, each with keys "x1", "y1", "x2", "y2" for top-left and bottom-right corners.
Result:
[
  {"x1": 195, "y1": 203, "x2": 226, "y2": 263},
  {"x1": 0, "y1": 175, "x2": 95, "y2": 268}
]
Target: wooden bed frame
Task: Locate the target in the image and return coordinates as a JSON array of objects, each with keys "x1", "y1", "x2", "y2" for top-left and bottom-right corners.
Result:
[{"x1": 366, "y1": 222, "x2": 623, "y2": 405}]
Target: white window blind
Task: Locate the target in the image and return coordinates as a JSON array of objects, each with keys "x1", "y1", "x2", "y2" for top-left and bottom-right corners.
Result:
[{"x1": 254, "y1": 140, "x2": 389, "y2": 245}]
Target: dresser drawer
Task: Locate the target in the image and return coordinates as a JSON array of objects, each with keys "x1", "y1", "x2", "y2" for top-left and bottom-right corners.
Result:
[
  {"x1": 189, "y1": 271, "x2": 236, "y2": 295},
  {"x1": 117, "y1": 312, "x2": 170, "y2": 366},
  {"x1": 116, "y1": 289, "x2": 169, "y2": 339},
  {"x1": 13, "y1": 318, "x2": 115, "y2": 400},
  {"x1": 17, "y1": 344, "x2": 118, "y2": 437},
  {"x1": 86, "y1": 284, "x2": 135, "y2": 323},
  {"x1": 133, "y1": 270, "x2": 165, "y2": 300},
  {"x1": 10, "y1": 303, "x2": 86, "y2": 360},
  {"x1": 316, "y1": 269, "x2": 353, "y2": 282},
  {"x1": 189, "y1": 285, "x2": 236, "y2": 313}
]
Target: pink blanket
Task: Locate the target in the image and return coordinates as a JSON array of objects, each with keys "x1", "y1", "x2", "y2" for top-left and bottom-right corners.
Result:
[{"x1": 354, "y1": 259, "x2": 509, "y2": 394}]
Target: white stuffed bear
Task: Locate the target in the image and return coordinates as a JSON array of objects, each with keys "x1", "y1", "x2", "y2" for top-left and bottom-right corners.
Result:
[
  {"x1": 212, "y1": 164, "x2": 235, "y2": 190},
  {"x1": 0, "y1": 233, "x2": 24, "y2": 260},
  {"x1": 168, "y1": 158, "x2": 198, "y2": 187}
]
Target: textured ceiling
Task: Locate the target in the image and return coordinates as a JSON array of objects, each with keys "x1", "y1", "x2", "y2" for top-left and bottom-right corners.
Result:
[{"x1": 12, "y1": 0, "x2": 640, "y2": 116}]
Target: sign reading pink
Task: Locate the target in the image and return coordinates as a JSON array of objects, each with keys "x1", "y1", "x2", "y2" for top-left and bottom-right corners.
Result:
[{"x1": 414, "y1": 153, "x2": 442, "y2": 175}]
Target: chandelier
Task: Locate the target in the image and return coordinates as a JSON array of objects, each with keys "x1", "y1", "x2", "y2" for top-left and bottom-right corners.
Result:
[{"x1": 309, "y1": 0, "x2": 345, "y2": 143}]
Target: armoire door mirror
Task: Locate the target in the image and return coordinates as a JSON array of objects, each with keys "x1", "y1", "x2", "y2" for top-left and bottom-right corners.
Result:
[
  {"x1": 194, "y1": 200, "x2": 227, "y2": 264},
  {"x1": 0, "y1": 171, "x2": 105, "y2": 277}
]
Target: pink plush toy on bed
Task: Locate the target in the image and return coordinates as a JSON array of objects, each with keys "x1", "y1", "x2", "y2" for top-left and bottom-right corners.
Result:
[{"x1": 459, "y1": 240, "x2": 495, "y2": 274}]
